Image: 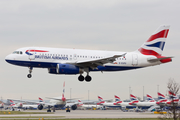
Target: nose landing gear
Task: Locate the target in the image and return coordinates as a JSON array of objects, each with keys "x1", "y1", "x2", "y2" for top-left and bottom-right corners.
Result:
[{"x1": 27, "y1": 67, "x2": 33, "y2": 78}]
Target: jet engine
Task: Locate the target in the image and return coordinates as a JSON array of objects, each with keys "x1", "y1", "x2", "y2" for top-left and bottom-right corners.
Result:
[
  {"x1": 71, "y1": 104, "x2": 77, "y2": 110},
  {"x1": 38, "y1": 104, "x2": 43, "y2": 110},
  {"x1": 48, "y1": 64, "x2": 83, "y2": 74}
]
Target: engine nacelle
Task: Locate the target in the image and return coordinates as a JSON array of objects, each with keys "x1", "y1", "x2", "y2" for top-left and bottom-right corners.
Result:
[
  {"x1": 48, "y1": 64, "x2": 83, "y2": 74},
  {"x1": 38, "y1": 104, "x2": 43, "y2": 110},
  {"x1": 57, "y1": 64, "x2": 83, "y2": 74},
  {"x1": 48, "y1": 68, "x2": 57, "y2": 74},
  {"x1": 71, "y1": 104, "x2": 77, "y2": 110}
]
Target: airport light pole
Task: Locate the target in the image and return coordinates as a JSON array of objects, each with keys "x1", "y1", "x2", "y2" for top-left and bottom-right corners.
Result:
[
  {"x1": 157, "y1": 85, "x2": 159, "y2": 98},
  {"x1": 143, "y1": 86, "x2": 144, "y2": 101},
  {"x1": 88, "y1": 90, "x2": 89, "y2": 107},
  {"x1": 70, "y1": 88, "x2": 71, "y2": 102},
  {"x1": 129, "y1": 86, "x2": 131, "y2": 100}
]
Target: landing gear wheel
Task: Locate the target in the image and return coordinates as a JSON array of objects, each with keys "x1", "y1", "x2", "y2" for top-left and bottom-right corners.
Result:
[
  {"x1": 78, "y1": 75, "x2": 84, "y2": 82},
  {"x1": 27, "y1": 74, "x2": 32, "y2": 78},
  {"x1": 85, "y1": 75, "x2": 92, "y2": 82},
  {"x1": 47, "y1": 109, "x2": 51, "y2": 112}
]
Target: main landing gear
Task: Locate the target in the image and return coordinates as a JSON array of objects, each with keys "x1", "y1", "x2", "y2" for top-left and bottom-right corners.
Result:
[
  {"x1": 47, "y1": 105, "x2": 51, "y2": 112},
  {"x1": 78, "y1": 75, "x2": 92, "y2": 82},
  {"x1": 27, "y1": 67, "x2": 33, "y2": 78},
  {"x1": 78, "y1": 69, "x2": 92, "y2": 82}
]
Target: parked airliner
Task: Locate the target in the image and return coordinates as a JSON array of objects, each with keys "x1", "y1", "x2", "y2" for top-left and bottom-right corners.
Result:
[
  {"x1": 5, "y1": 25, "x2": 172, "y2": 82},
  {"x1": 14, "y1": 82, "x2": 78, "y2": 112}
]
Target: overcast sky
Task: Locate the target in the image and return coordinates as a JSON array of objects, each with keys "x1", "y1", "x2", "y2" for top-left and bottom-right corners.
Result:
[{"x1": 0, "y1": 0, "x2": 180, "y2": 101}]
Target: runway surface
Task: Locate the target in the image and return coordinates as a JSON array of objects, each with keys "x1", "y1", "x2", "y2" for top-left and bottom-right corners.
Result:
[{"x1": 0, "y1": 110, "x2": 161, "y2": 118}]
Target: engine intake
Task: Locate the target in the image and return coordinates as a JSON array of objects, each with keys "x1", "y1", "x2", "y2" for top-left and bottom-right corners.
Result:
[
  {"x1": 71, "y1": 104, "x2": 77, "y2": 110},
  {"x1": 38, "y1": 104, "x2": 43, "y2": 110}
]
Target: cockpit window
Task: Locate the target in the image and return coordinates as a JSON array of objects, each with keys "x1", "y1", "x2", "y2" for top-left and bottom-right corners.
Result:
[{"x1": 12, "y1": 51, "x2": 23, "y2": 54}]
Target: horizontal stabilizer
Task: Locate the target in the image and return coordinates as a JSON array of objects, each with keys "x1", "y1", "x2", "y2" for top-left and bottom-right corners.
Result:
[{"x1": 147, "y1": 56, "x2": 173, "y2": 62}]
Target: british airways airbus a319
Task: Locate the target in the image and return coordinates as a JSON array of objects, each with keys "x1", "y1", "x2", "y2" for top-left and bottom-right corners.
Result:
[{"x1": 5, "y1": 25, "x2": 172, "y2": 82}]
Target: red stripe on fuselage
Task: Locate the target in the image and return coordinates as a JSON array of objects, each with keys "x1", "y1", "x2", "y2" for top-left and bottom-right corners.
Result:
[
  {"x1": 147, "y1": 29, "x2": 169, "y2": 42},
  {"x1": 27, "y1": 50, "x2": 49, "y2": 52}
]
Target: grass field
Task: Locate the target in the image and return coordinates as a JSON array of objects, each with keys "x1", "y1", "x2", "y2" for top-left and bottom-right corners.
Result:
[
  {"x1": 0, "y1": 111, "x2": 53, "y2": 114},
  {"x1": 0, "y1": 118, "x2": 162, "y2": 120}
]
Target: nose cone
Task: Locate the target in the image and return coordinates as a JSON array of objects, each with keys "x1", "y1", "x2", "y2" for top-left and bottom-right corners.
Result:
[{"x1": 5, "y1": 54, "x2": 12, "y2": 62}]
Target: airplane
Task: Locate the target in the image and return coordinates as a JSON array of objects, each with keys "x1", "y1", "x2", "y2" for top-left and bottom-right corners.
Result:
[
  {"x1": 129, "y1": 94, "x2": 139, "y2": 105},
  {"x1": 5, "y1": 25, "x2": 172, "y2": 82},
  {"x1": 0, "y1": 103, "x2": 4, "y2": 109},
  {"x1": 8, "y1": 100, "x2": 23, "y2": 111},
  {"x1": 77, "y1": 100, "x2": 102, "y2": 110},
  {"x1": 114, "y1": 95, "x2": 136, "y2": 109},
  {"x1": 21, "y1": 97, "x2": 44, "y2": 110},
  {"x1": 10, "y1": 82, "x2": 78, "y2": 112},
  {"x1": 128, "y1": 94, "x2": 158, "y2": 109},
  {"x1": 146, "y1": 94, "x2": 155, "y2": 102},
  {"x1": 97, "y1": 96, "x2": 120, "y2": 108},
  {"x1": 166, "y1": 91, "x2": 179, "y2": 105},
  {"x1": 156, "y1": 92, "x2": 168, "y2": 105}
]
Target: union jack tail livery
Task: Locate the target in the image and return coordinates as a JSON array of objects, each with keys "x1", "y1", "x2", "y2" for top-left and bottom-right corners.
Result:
[
  {"x1": 156, "y1": 92, "x2": 167, "y2": 104},
  {"x1": 114, "y1": 95, "x2": 121, "y2": 102},
  {"x1": 98, "y1": 96, "x2": 103, "y2": 101},
  {"x1": 146, "y1": 94, "x2": 155, "y2": 102},
  {"x1": 114, "y1": 95, "x2": 122, "y2": 105},
  {"x1": 138, "y1": 25, "x2": 169, "y2": 56},
  {"x1": 62, "y1": 81, "x2": 66, "y2": 102},
  {"x1": 97, "y1": 96, "x2": 105, "y2": 105},
  {"x1": 39, "y1": 97, "x2": 44, "y2": 102},
  {"x1": 138, "y1": 25, "x2": 172, "y2": 64},
  {"x1": 9, "y1": 100, "x2": 15, "y2": 106},
  {"x1": 167, "y1": 91, "x2": 179, "y2": 104},
  {"x1": 129, "y1": 94, "x2": 139, "y2": 105},
  {"x1": 158, "y1": 92, "x2": 166, "y2": 100}
]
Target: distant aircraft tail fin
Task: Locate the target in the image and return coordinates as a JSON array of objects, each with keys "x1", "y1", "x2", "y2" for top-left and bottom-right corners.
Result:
[
  {"x1": 98, "y1": 96, "x2": 103, "y2": 101},
  {"x1": 138, "y1": 25, "x2": 170, "y2": 56},
  {"x1": 39, "y1": 97, "x2": 44, "y2": 103},
  {"x1": 114, "y1": 95, "x2": 121, "y2": 102},
  {"x1": 130, "y1": 94, "x2": 139, "y2": 103},
  {"x1": 62, "y1": 81, "x2": 66, "y2": 102},
  {"x1": 158, "y1": 92, "x2": 166, "y2": 100},
  {"x1": 168, "y1": 91, "x2": 179, "y2": 103},
  {"x1": 146, "y1": 94, "x2": 155, "y2": 102}
]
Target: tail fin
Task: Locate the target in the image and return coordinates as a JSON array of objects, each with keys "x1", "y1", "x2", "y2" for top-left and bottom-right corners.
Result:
[
  {"x1": 39, "y1": 97, "x2": 44, "y2": 102},
  {"x1": 158, "y1": 92, "x2": 166, "y2": 100},
  {"x1": 9, "y1": 100, "x2": 15, "y2": 106},
  {"x1": 62, "y1": 81, "x2": 66, "y2": 102},
  {"x1": 114, "y1": 95, "x2": 121, "y2": 102},
  {"x1": 138, "y1": 25, "x2": 170, "y2": 56},
  {"x1": 146, "y1": 94, "x2": 155, "y2": 102},
  {"x1": 168, "y1": 91, "x2": 179, "y2": 102},
  {"x1": 98, "y1": 96, "x2": 103, "y2": 101},
  {"x1": 130, "y1": 94, "x2": 139, "y2": 103}
]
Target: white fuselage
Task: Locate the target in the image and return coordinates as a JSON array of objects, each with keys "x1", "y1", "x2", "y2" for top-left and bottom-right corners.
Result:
[{"x1": 5, "y1": 47, "x2": 160, "y2": 72}]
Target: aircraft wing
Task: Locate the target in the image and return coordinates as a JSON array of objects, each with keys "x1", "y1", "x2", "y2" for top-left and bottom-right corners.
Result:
[
  {"x1": 46, "y1": 97, "x2": 81, "y2": 102},
  {"x1": 8, "y1": 99, "x2": 42, "y2": 104},
  {"x1": 69, "y1": 53, "x2": 126, "y2": 69},
  {"x1": 9, "y1": 99, "x2": 56, "y2": 107},
  {"x1": 46, "y1": 97, "x2": 63, "y2": 101}
]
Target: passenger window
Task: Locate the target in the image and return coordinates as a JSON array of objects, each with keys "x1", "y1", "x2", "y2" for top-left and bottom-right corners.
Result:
[{"x1": 20, "y1": 51, "x2": 23, "y2": 54}]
